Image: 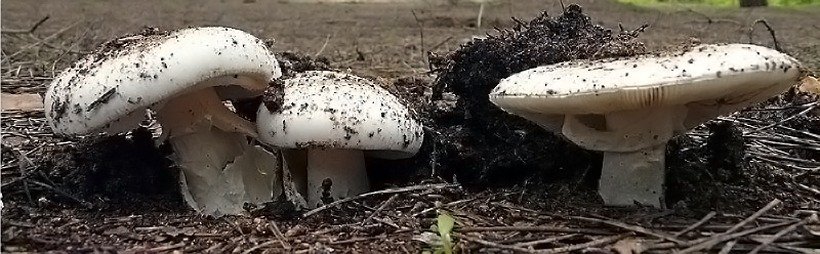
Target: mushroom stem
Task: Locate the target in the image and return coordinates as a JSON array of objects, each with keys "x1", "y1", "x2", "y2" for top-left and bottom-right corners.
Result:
[
  {"x1": 156, "y1": 87, "x2": 275, "y2": 215},
  {"x1": 561, "y1": 106, "x2": 688, "y2": 208},
  {"x1": 599, "y1": 145, "x2": 665, "y2": 207},
  {"x1": 305, "y1": 149, "x2": 369, "y2": 208}
]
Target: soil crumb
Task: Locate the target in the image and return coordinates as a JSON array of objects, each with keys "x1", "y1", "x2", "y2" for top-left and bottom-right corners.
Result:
[{"x1": 425, "y1": 4, "x2": 646, "y2": 187}]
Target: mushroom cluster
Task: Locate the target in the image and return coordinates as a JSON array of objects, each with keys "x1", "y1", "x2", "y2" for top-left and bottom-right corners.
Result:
[
  {"x1": 46, "y1": 27, "x2": 425, "y2": 213},
  {"x1": 45, "y1": 27, "x2": 283, "y2": 216},
  {"x1": 490, "y1": 44, "x2": 805, "y2": 207}
]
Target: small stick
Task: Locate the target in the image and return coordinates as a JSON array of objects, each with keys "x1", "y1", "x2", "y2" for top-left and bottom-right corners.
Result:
[
  {"x1": 410, "y1": 10, "x2": 427, "y2": 67},
  {"x1": 241, "y1": 240, "x2": 277, "y2": 254},
  {"x1": 329, "y1": 236, "x2": 385, "y2": 245},
  {"x1": 27, "y1": 180, "x2": 91, "y2": 208},
  {"x1": 361, "y1": 194, "x2": 399, "y2": 226},
  {"x1": 512, "y1": 234, "x2": 577, "y2": 247},
  {"x1": 268, "y1": 221, "x2": 291, "y2": 250},
  {"x1": 313, "y1": 34, "x2": 332, "y2": 58},
  {"x1": 747, "y1": 102, "x2": 818, "y2": 134},
  {"x1": 717, "y1": 240, "x2": 738, "y2": 254},
  {"x1": 748, "y1": 217, "x2": 810, "y2": 254},
  {"x1": 571, "y1": 216, "x2": 685, "y2": 244},
  {"x1": 677, "y1": 199, "x2": 783, "y2": 253},
  {"x1": 460, "y1": 226, "x2": 611, "y2": 235},
  {"x1": 674, "y1": 211, "x2": 717, "y2": 236},
  {"x1": 1, "y1": 16, "x2": 49, "y2": 34},
  {"x1": 748, "y1": 19, "x2": 782, "y2": 52},
  {"x1": 303, "y1": 183, "x2": 458, "y2": 217},
  {"x1": 726, "y1": 199, "x2": 781, "y2": 234},
  {"x1": 13, "y1": 148, "x2": 34, "y2": 204},
  {"x1": 456, "y1": 233, "x2": 536, "y2": 253},
  {"x1": 537, "y1": 233, "x2": 631, "y2": 254},
  {"x1": 140, "y1": 243, "x2": 186, "y2": 253},
  {"x1": 476, "y1": 2, "x2": 485, "y2": 29}
]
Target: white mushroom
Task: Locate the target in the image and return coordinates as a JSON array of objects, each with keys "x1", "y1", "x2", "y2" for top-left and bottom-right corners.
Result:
[
  {"x1": 257, "y1": 71, "x2": 424, "y2": 208},
  {"x1": 44, "y1": 27, "x2": 283, "y2": 216},
  {"x1": 489, "y1": 44, "x2": 805, "y2": 207}
]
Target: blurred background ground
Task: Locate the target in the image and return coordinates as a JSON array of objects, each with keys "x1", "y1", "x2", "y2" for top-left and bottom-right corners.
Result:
[{"x1": 2, "y1": 0, "x2": 819, "y2": 252}]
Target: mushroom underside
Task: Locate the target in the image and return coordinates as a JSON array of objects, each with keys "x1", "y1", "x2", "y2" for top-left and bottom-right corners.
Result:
[
  {"x1": 156, "y1": 85, "x2": 280, "y2": 216},
  {"x1": 561, "y1": 106, "x2": 689, "y2": 207}
]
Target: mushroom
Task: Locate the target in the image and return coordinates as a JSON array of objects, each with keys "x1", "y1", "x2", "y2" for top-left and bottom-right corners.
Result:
[
  {"x1": 489, "y1": 44, "x2": 805, "y2": 207},
  {"x1": 44, "y1": 27, "x2": 283, "y2": 216},
  {"x1": 256, "y1": 71, "x2": 424, "y2": 208}
]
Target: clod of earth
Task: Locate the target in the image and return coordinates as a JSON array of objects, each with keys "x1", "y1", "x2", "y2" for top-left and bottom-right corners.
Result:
[
  {"x1": 43, "y1": 26, "x2": 284, "y2": 216},
  {"x1": 490, "y1": 43, "x2": 807, "y2": 207},
  {"x1": 256, "y1": 71, "x2": 424, "y2": 208},
  {"x1": 428, "y1": 4, "x2": 646, "y2": 187}
]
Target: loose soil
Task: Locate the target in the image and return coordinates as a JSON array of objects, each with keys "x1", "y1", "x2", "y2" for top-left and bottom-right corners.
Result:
[{"x1": 2, "y1": 0, "x2": 819, "y2": 252}]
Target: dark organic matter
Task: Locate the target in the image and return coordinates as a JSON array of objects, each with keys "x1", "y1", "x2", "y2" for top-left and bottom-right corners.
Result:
[{"x1": 426, "y1": 4, "x2": 646, "y2": 187}]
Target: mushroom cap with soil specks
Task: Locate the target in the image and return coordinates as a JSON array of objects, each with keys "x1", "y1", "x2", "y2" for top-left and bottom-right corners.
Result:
[
  {"x1": 45, "y1": 26, "x2": 280, "y2": 135},
  {"x1": 490, "y1": 43, "x2": 805, "y2": 151},
  {"x1": 257, "y1": 71, "x2": 424, "y2": 159}
]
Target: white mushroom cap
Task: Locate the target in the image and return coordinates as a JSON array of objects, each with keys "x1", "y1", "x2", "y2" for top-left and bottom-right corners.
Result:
[
  {"x1": 257, "y1": 71, "x2": 424, "y2": 159},
  {"x1": 490, "y1": 44, "x2": 804, "y2": 152},
  {"x1": 45, "y1": 26, "x2": 281, "y2": 135},
  {"x1": 490, "y1": 43, "x2": 804, "y2": 129}
]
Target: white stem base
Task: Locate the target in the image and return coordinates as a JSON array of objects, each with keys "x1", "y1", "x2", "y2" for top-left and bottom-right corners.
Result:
[
  {"x1": 158, "y1": 87, "x2": 279, "y2": 216},
  {"x1": 306, "y1": 149, "x2": 369, "y2": 208},
  {"x1": 599, "y1": 145, "x2": 665, "y2": 208}
]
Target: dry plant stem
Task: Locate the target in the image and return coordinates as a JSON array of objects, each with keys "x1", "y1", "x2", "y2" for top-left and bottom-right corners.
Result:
[
  {"x1": 571, "y1": 216, "x2": 684, "y2": 244},
  {"x1": 748, "y1": 19, "x2": 781, "y2": 52},
  {"x1": 456, "y1": 233, "x2": 535, "y2": 253},
  {"x1": 674, "y1": 211, "x2": 717, "y2": 236},
  {"x1": 717, "y1": 240, "x2": 738, "y2": 254},
  {"x1": 536, "y1": 233, "x2": 631, "y2": 253},
  {"x1": 157, "y1": 87, "x2": 274, "y2": 215},
  {"x1": 748, "y1": 217, "x2": 809, "y2": 254},
  {"x1": 362, "y1": 194, "x2": 399, "y2": 226},
  {"x1": 460, "y1": 226, "x2": 612, "y2": 235},
  {"x1": 512, "y1": 234, "x2": 577, "y2": 247},
  {"x1": 676, "y1": 199, "x2": 784, "y2": 253},
  {"x1": 302, "y1": 183, "x2": 458, "y2": 217},
  {"x1": 268, "y1": 221, "x2": 292, "y2": 250}
]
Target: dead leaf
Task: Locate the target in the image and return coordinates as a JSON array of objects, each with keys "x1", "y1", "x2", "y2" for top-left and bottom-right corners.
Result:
[
  {"x1": 611, "y1": 237, "x2": 647, "y2": 254},
  {"x1": 1, "y1": 93, "x2": 44, "y2": 113},
  {"x1": 797, "y1": 76, "x2": 820, "y2": 95}
]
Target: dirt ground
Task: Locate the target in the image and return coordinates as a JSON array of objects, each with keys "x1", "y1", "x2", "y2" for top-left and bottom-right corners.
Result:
[{"x1": 2, "y1": 0, "x2": 820, "y2": 252}]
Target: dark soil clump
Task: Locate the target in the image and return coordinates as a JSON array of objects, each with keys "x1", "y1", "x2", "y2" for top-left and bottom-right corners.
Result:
[
  {"x1": 34, "y1": 128, "x2": 184, "y2": 212},
  {"x1": 426, "y1": 4, "x2": 646, "y2": 187},
  {"x1": 274, "y1": 51, "x2": 333, "y2": 78}
]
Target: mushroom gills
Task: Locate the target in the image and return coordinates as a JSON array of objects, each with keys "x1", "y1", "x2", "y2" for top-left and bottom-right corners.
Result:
[{"x1": 562, "y1": 106, "x2": 687, "y2": 152}]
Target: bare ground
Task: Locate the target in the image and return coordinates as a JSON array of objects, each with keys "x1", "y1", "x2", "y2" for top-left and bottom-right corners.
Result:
[{"x1": 2, "y1": 0, "x2": 820, "y2": 253}]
